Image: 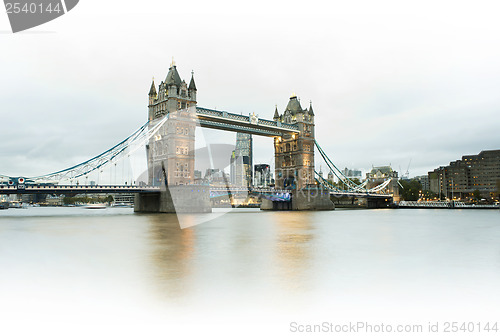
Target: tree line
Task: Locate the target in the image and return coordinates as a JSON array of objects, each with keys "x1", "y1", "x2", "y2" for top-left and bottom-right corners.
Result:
[{"x1": 63, "y1": 195, "x2": 114, "y2": 205}]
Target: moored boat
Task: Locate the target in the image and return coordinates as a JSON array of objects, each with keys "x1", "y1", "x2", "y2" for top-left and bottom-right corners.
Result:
[
  {"x1": 9, "y1": 202, "x2": 28, "y2": 209},
  {"x1": 84, "y1": 203, "x2": 107, "y2": 209}
]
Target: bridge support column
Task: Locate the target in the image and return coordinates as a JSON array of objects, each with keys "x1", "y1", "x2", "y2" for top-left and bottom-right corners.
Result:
[
  {"x1": 260, "y1": 198, "x2": 293, "y2": 210},
  {"x1": 260, "y1": 186, "x2": 334, "y2": 211},
  {"x1": 366, "y1": 196, "x2": 393, "y2": 208},
  {"x1": 291, "y1": 186, "x2": 334, "y2": 210},
  {"x1": 134, "y1": 185, "x2": 211, "y2": 213}
]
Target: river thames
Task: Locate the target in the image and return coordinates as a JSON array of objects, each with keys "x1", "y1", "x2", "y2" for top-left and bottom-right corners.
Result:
[{"x1": 1, "y1": 207, "x2": 499, "y2": 335}]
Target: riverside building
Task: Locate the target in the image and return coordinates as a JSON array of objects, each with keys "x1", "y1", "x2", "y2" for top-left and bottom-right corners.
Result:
[{"x1": 428, "y1": 149, "x2": 500, "y2": 200}]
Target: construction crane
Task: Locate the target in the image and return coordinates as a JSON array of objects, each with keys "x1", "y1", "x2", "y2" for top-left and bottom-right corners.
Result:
[{"x1": 402, "y1": 159, "x2": 412, "y2": 180}]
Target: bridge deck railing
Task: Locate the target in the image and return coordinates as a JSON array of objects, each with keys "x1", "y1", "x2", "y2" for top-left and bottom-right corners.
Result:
[{"x1": 399, "y1": 201, "x2": 500, "y2": 209}]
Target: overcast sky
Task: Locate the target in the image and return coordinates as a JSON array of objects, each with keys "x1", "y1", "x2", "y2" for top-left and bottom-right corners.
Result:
[{"x1": 1, "y1": 0, "x2": 500, "y2": 179}]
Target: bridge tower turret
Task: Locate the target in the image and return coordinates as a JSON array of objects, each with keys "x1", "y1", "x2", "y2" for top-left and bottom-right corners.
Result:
[
  {"x1": 274, "y1": 94, "x2": 316, "y2": 191},
  {"x1": 273, "y1": 105, "x2": 279, "y2": 121},
  {"x1": 308, "y1": 100, "x2": 314, "y2": 124},
  {"x1": 188, "y1": 71, "x2": 197, "y2": 102},
  {"x1": 148, "y1": 78, "x2": 157, "y2": 121}
]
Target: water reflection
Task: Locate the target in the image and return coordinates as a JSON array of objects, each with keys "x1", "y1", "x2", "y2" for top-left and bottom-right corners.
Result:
[
  {"x1": 145, "y1": 210, "x2": 318, "y2": 303},
  {"x1": 147, "y1": 214, "x2": 195, "y2": 299},
  {"x1": 139, "y1": 209, "x2": 500, "y2": 312},
  {"x1": 1, "y1": 207, "x2": 500, "y2": 323},
  {"x1": 272, "y1": 211, "x2": 315, "y2": 293}
]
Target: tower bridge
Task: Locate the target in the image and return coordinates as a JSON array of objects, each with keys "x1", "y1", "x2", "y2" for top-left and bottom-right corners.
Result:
[{"x1": 0, "y1": 62, "x2": 396, "y2": 211}]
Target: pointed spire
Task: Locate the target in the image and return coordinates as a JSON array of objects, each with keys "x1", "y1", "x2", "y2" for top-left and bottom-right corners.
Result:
[
  {"x1": 285, "y1": 94, "x2": 303, "y2": 114},
  {"x1": 148, "y1": 78, "x2": 157, "y2": 96},
  {"x1": 189, "y1": 70, "x2": 197, "y2": 91},
  {"x1": 273, "y1": 105, "x2": 279, "y2": 120},
  {"x1": 165, "y1": 62, "x2": 182, "y2": 86},
  {"x1": 308, "y1": 100, "x2": 314, "y2": 116}
]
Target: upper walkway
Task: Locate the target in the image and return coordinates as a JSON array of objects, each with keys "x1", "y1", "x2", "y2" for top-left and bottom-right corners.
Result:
[{"x1": 196, "y1": 107, "x2": 299, "y2": 137}]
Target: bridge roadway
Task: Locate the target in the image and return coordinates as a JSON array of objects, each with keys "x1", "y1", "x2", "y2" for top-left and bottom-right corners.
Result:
[
  {"x1": 329, "y1": 191, "x2": 392, "y2": 199},
  {"x1": 0, "y1": 184, "x2": 292, "y2": 200},
  {"x1": 0, "y1": 184, "x2": 391, "y2": 200},
  {"x1": 209, "y1": 187, "x2": 292, "y2": 201},
  {"x1": 0, "y1": 185, "x2": 158, "y2": 195}
]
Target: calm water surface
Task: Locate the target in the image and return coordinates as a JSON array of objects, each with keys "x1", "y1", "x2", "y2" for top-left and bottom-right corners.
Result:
[{"x1": 0, "y1": 207, "x2": 499, "y2": 335}]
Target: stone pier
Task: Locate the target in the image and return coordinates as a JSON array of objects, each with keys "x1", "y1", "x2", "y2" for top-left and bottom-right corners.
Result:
[
  {"x1": 134, "y1": 185, "x2": 211, "y2": 213},
  {"x1": 261, "y1": 186, "x2": 334, "y2": 211}
]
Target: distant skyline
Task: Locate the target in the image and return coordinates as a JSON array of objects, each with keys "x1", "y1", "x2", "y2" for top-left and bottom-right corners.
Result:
[{"x1": 1, "y1": 0, "x2": 500, "y2": 178}]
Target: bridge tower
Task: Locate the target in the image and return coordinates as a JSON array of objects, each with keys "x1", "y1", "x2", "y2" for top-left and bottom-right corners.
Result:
[
  {"x1": 273, "y1": 95, "x2": 315, "y2": 190},
  {"x1": 266, "y1": 95, "x2": 334, "y2": 211},
  {"x1": 146, "y1": 62, "x2": 198, "y2": 186},
  {"x1": 136, "y1": 62, "x2": 211, "y2": 213}
]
